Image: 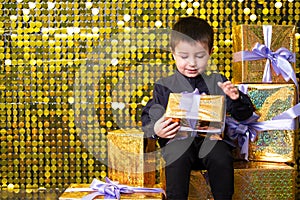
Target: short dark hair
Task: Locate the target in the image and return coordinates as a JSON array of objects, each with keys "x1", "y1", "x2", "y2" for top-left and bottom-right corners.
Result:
[{"x1": 170, "y1": 16, "x2": 214, "y2": 52}]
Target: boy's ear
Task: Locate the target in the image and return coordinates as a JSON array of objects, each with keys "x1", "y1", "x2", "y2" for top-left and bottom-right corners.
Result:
[
  {"x1": 210, "y1": 47, "x2": 214, "y2": 54},
  {"x1": 170, "y1": 48, "x2": 175, "y2": 60},
  {"x1": 172, "y1": 53, "x2": 176, "y2": 61}
]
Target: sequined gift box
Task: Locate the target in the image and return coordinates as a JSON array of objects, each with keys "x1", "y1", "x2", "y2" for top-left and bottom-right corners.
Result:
[
  {"x1": 188, "y1": 161, "x2": 296, "y2": 200},
  {"x1": 58, "y1": 183, "x2": 164, "y2": 200},
  {"x1": 235, "y1": 84, "x2": 298, "y2": 163},
  {"x1": 107, "y1": 128, "x2": 156, "y2": 187},
  {"x1": 232, "y1": 24, "x2": 296, "y2": 84},
  {"x1": 165, "y1": 93, "x2": 225, "y2": 133}
]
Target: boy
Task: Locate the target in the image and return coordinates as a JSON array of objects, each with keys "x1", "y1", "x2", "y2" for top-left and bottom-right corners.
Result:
[{"x1": 141, "y1": 16, "x2": 254, "y2": 200}]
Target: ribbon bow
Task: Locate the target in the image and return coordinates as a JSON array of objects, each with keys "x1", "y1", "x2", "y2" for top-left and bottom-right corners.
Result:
[
  {"x1": 233, "y1": 25, "x2": 298, "y2": 88},
  {"x1": 226, "y1": 113, "x2": 260, "y2": 160},
  {"x1": 80, "y1": 177, "x2": 165, "y2": 200}
]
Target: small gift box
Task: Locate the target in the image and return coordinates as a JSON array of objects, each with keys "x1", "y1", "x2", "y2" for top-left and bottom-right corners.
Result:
[
  {"x1": 165, "y1": 91, "x2": 225, "y2": 134},
  {"x1": 107, "y1": 128, "x2": 156, "y2": 187},
  {"x1": 232, "y1": 24, "x2": 297, "y2": 85},
  {"x1": 227, "y1": 83, "x2": 299, "y2": 163},
  {"x1": 59, "y1": 178, "x2": 165, "y2": 200}
]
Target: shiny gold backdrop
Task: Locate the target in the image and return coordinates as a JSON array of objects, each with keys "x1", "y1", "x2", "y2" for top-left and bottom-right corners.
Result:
[{"x1": 0, "y1": 0, "x2": 299, "y2": 191}]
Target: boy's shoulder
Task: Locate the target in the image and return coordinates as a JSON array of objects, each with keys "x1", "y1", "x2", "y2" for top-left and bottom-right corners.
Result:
[{"x1": 155, "y1": 73, "x2": 178, "y2": 91}]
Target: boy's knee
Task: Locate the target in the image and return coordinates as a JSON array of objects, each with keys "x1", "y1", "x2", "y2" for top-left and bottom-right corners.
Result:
[{"x1": 203, "y1": 141, "x2": 233, "y2": 166}]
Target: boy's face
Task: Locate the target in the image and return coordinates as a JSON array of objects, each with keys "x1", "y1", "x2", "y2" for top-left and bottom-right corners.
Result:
[{"x1": 172, "y1": 40, "x2": 211, "y2": 77}]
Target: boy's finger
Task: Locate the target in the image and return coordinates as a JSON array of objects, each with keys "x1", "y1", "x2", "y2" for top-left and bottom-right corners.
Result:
[{"x1": 217, "y1": 81, "x2": 223, "y2": 89}]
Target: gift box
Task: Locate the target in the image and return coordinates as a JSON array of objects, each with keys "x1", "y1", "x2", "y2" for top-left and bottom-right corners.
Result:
[
  {"x1": 234, "y1": 84, "x2": 298, "y2": 163},
  {"x1": 233, "y1": 161, "x2": 296, "y2": 200},
  {"x1": 232, "y1": 24, "x2": 296, "y2": 84},
  {"x1": 165, "y1": 93, "x2": 225, "y2": 133},
  {"x1": 188, "y1": 162, "x2": 296, "y2": 200},
  {"x1": 59, "y1": 183, "x2": 164, "y2": 200},
  {"x1": 107, "y1": 128, "x2": 156, "y2": 187}
]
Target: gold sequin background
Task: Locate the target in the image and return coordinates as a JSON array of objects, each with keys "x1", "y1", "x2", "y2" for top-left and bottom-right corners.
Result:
[{"x1": 0, "y1": 0, "x2": 300, "y2": 195}]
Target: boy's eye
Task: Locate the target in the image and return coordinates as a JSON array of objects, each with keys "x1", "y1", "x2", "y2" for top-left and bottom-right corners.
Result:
[{"x1": 196, "y1": 55, "x2": 205, "y2": 59}]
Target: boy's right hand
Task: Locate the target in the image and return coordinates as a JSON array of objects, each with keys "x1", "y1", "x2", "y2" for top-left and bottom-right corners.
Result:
[{"x1": 154, "y1": 116, "x2": 180, "y2": 139}]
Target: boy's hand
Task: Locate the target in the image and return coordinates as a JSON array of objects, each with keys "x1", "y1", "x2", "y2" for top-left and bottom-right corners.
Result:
[
  {"x1": 217, "y1": 81, "x2": 239, "y2": 100},
  {"x1": 154, "y1": 116, "x2": 180, "y2": 139}
]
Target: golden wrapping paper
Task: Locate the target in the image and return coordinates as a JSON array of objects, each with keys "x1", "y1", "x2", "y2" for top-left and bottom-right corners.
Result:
[
  {"x1": 165, "y1": 94, "x2": 225, "y2": 132},
  {"x1": 235, "y1": 84, "x2": 298, "y2": 163},
  {"x1": 188, "y1": 170, "x2": 212, "y2": 200},
  {"x1": 233, "y1": 162, "x2": 296, "y2": 200},
  {"x1": 188, "y1": 162, "x2": 296, "y2": 200},
  {"x1": 58, "y1": 184, "x2": 164, "y2": 200},
  {"x1": 107, "y1": 128, "x2": 156, "y2": 187},
  {"x1": 232, "y1": 24, "x2": 296, "y2": 84}
]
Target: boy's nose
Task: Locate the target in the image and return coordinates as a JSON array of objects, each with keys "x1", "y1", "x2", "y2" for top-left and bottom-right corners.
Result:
[{"x1": 187, "y1": 58, "x2": 196, "y2": 66}]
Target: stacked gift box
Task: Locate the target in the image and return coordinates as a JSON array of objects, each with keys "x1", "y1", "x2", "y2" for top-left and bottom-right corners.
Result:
[
  {"x1": 231, "y1": 24, "x2": 299, "y2": 200},
  {"x1": 230, "y1": 24, "x2": 298, "y2": 199}
]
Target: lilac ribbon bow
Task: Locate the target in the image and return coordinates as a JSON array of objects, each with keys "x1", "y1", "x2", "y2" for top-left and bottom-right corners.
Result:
[
  {"x1": 225, "y1": 113, "x2": 260, "y2": 160},
  {"x1": 81, "y1": 177, "x2": 165, "y2": 200},
  {"x1": 233, "y1": 25, "x2": 298, "y2": 88},
  {"x1": 226, "y1": 103, "x2": 300, "y2": 160}
]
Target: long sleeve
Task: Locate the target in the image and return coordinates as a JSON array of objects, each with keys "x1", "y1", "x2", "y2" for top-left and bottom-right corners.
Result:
[
  {"x1": 141, "y1": 83, "x2": 170, "y2": 138},
  {"x1": 226, "y1": 91, "x2": 255, "y2": 121}
]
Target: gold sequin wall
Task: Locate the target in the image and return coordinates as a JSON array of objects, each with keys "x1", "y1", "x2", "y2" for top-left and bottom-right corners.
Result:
[{"x1": 0, "y1": 0, "x2": 300, "y2": 192}]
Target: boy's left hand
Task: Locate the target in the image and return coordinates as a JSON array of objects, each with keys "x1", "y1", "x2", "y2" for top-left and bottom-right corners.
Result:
[{"x1": 217, "y1": 81, "x2": 239, "y2": 100}]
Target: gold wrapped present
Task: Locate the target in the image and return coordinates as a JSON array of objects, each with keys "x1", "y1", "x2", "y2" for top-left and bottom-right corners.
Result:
[
  {"x1": 232, "y1": 24, "x2": 296, "y2": 84},
  {"x1": 59, "y1": 183, "x2": 164, "y2": 200},
  {"x1": 165, "y1": 93, "x2": 225, "y2": 133},
  {"x1": 234, "y1": 84, "x2": 298, "y2": 163},
  {"x1": 107, "y1": 128, "x2": 156, "y2": 187},
  {"x1": 233, "y1": 162, "x2": 296, "y2": 200},
  {"x1": 188, "y1": 162, "x2": 296, "y2": 200}
]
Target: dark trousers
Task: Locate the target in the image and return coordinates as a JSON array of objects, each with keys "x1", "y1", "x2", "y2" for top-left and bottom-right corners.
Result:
[{"x1": 162, "y1": 136, "x2": 234, "y2": 200}]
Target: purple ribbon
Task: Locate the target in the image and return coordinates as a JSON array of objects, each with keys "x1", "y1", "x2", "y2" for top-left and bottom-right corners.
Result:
[
  {"x1": 179, "y1": 88, "x2": 200, "y2": 129},
  {"x1": 79, "y1": 177, "x2": 165, "y2": 200},
  {"x1": 226, "y1": 103, "x2": 300, "y2": 160},
  {"x1": 233, "y1": 25, "x2": 298, "y2": 88}
]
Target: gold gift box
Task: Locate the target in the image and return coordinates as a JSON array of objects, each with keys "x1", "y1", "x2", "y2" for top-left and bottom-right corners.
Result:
[
  {"x1": 107, "y1": 128, "x2": 156, "y2": 187},
  {"x1": 232, "y1": 24, "x2": 296, "y2": 84},
  {"x1": 236, "y1": 84, "x2": 298, "y2": 163},
  {"x1": 165, "y1": 93, "x2": 225, "y2": 132},
  {"x1": 233, "y1": 162, "x2": 296, "y2": 200},
  {"x1": 59, "y1": 184, "x2": 164, "y2": 200},
  {"x1": 188, "y1": 162, "x2": 296, "y2": 200}
]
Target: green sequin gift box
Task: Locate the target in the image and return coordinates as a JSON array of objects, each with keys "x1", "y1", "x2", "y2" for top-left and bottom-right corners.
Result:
[
  {"x1": 232, "y1": 25, "x2": 296, "y2": 84},
  {"x1": 236, "y1": 83, "x2": 298, "y2": 163}
]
